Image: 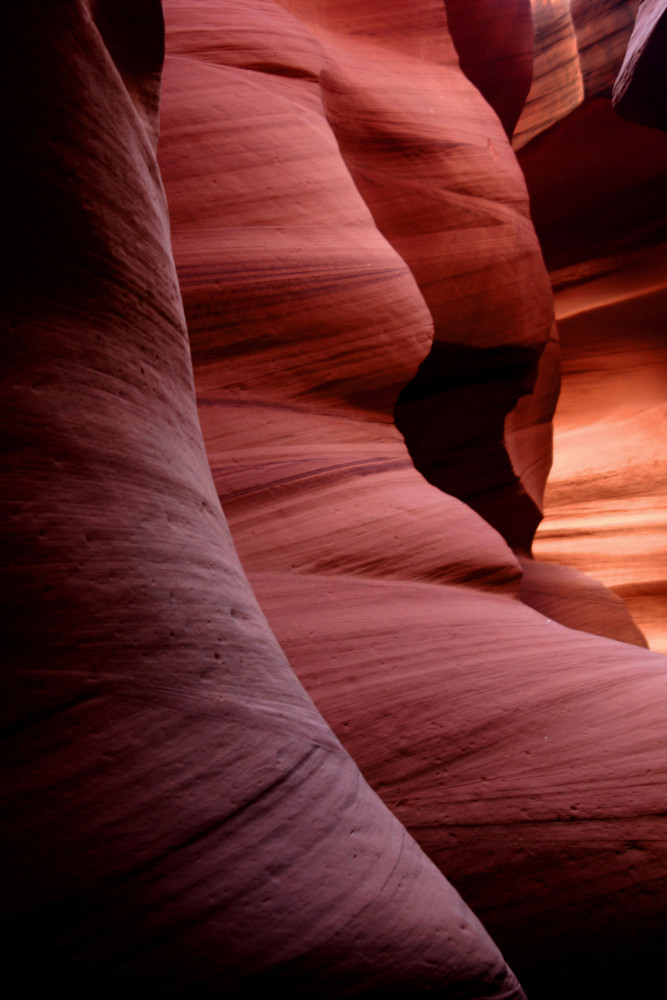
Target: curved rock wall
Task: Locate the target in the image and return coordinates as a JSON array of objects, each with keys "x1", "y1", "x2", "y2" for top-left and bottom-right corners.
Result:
[
  {"x1": 442, "y1": 0, "x2": 535, "y2": 136},
  {"x1": 159, "y1": 2, "x2": 667, "y2": 997},
  {"x1": 514, "y1": 0, "x2": 641, "y2": 147},
  {"x1": 160, "y1": 0, "x2": 542, "y2": 578},
  {"x1": 517, "y1": 0, "x2": 667, "y2": 652},
  {"x1": 2, "y1": 1, "x2": 525, "y2": 996},
  {"x1": 613, "y1": 0, "x2": 667, "y2": 129},
  {"x1": 5, "y1": 2, "x2": 667, "y2": 999}
]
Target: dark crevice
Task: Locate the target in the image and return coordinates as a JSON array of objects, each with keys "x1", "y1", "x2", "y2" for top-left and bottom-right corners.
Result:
[{"x1": 394, "y1": 341, "x2": 545, "y2": 552}]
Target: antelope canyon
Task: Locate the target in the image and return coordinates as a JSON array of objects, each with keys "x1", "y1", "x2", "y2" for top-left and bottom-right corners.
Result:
[
  {"x1": 518, "y1": 0, "x2": 667, "y2": 654},
  {"x1": 2, "y1": 2, "x2": 667, "y2": 999}
]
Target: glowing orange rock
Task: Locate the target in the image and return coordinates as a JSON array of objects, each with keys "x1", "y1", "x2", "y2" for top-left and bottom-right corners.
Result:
[{"x1": 519, "y1": 0, "x2": 667, "y2": 652}]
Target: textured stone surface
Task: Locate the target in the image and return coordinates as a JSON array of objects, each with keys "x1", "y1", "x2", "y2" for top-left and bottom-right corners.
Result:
[
  {"x1": 1, "y1": 2, "x2": 526, "y2": 996},
  {"x1": 159, "y1": 2, "x2": 667, "y2": 997},
  {"x1": 253, "y1": 571, "x2": 667, "y2": 998},
  {"x1": 515, "y1": 0, "x2": 641, "y2": 147},
  {"x1": 161, "y1": 0, "x2": 551, "y2": 572},
  {"x1": 519, "y1": 0, "x2": 667, "y2": 653},
  {"x1": 5, "y1": 1, "x2": 667, "y2": 998}
]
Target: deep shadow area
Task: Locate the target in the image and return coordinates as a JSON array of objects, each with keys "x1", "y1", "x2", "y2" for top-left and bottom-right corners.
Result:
[{"x1": 395, "y1": 340, "x2": 544, "y2": 552}]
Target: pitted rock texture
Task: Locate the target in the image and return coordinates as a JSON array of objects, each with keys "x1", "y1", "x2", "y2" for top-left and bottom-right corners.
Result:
[{"x1": 253, "y1": 571, "x2": 667, "y2": 999}]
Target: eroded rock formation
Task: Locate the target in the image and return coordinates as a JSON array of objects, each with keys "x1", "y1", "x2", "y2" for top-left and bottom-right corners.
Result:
[
  {"x1": 4, "y1": 1, "x2": 667, "y2": 998},
  {"x1": 2, "y1": 1, "x2": 525, "y2": 996},
  {"x1": 517, "y1": 0, "x2": 667, "y2": 652},
  {"x1": 514, "y1": 0, "x2": 642, "y2": 147}
]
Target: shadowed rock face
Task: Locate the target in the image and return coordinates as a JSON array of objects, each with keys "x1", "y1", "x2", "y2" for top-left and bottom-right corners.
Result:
[
  {"x1": 443, "y1": 0, "x2": 534, "y2": 137},
  {"x1": 160, "y1": 1, "x2": 667, "y2": 996},
  {"x1": 4, "y1": 2, "x2": 667, "y2": 999},
  {"x1": 613, "y1": 0, "x2": 667, "y2": 129}
]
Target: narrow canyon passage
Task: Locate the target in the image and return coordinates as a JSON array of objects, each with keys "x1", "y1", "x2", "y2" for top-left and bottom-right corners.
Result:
[
  {"x1": 516, "y1": 0, "x2": 667, "y2": 653},
  {"x1": 159, "y1": 1, "x2": 667, "y2": 996},
  {"x1": 3, "y1": 2, "x2": 667, "y2": 999}
]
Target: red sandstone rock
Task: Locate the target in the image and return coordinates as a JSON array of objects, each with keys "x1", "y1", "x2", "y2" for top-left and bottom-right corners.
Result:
[
  {"x1": 160, "y1": 0, "x2": 530, "y2": 584},
  {"x1": 254, "y1": 570, "x2": 667, "y2": 998},
  {"x1": 517, "y1": 0, "x2": 667, "y2": 652},
  {"x1": 534, "y1": 248, "x2": 667, "y2": 652},
  {"x1": 444, "y1": 0, "x2": 534, "y2": 137},
  {"x1": 514, "y1": 0, "x2": 641, "y2": 147},
  {"x1": 1, "y1": 1, "x2": 525, "y2": 996},
  {"x1": 6, "y1": 2, "x2": 667, "y2": 999},
  {"x1": 158, "y1": 3, "x2": 667, "y2": 997},
  {"x1": 518, "y1": 98, "x2": 667, "y2": 272},
  {"x1": 518, "y1": 555, "x2": 648, "y2": 647}
]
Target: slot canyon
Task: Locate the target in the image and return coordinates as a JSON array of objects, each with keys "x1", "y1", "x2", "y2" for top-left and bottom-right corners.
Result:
[{"x1": 3, "y1": 0, "x2": 667, "y2": 997}]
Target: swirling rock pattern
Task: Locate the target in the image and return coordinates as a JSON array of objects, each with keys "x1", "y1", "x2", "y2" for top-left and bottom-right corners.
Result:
[
  {"x1": 518, "y1": 0, "x2": 667, "y2": 652},
  {"x1": 2, "y1": 1, "x2": 525, "y2": 996},
  {"x1": 159, "y1": 1, "x2": 667, "y2": 998},
  {"x1": 5, "y1": 2, "x2": 667, "y2": 999},
  {"x1": 514, "y1": 0, "x2": 641, "y2": 147}
]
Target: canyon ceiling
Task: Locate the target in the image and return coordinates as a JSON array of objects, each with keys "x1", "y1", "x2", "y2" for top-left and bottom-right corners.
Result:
[{"x1": 3, "y1": 1, "x2": 667, "y2": 998}]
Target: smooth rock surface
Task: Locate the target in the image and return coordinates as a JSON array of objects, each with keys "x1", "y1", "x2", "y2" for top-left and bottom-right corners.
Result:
[
  {"x1": 5, "y1": 1, "x2": 667, "y2": 998},
  {"x1": 519, "y1": 0, "x2": 667, "y2": 653},
  {"x1": 534, "y1": 246, "x2": 667, "y2": 653},
  {"x1": 159, "y1": 2, "x2": 667, "y2": 997},
  {"x1": 444, "y1": 0, "x2": 534, "y2": 137},
  {"x1": 514, "y1": 0, "x2": 641, "y2": 147},
  {"x1": 1, "y1": 2, "x2": 526, "y2": 996}
]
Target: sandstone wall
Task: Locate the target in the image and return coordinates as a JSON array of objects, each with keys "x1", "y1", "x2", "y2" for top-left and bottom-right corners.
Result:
[
  {"x1": 4, "y1": 2, "x2": 667, "y2": 998},
  {"x1": 516, "y1": 0, "x2": 667, "y2": 653}
]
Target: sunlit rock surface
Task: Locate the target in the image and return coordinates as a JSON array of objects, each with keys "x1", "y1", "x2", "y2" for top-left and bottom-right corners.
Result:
[
  {"x1": 519, "y1": 0, "x2": 667, "y2": 653},
  {"x1": 533, "y1": 248, "x2": 667, "y2": 654},
  {"x1": 5, "y1": 1, "x2": 667, "y2": 999}
]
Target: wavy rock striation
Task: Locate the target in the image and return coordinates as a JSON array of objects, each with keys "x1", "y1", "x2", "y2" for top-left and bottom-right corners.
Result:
[
  {"x1": 514, "y1": 0, "x2": 641, "y2": 147},
  {"x1": 2, "y1": 1, "x2": 525, "y2": 996},
  {"x1": 159, "y1": 2, "x2": 667, "y2": 998},
  {"x1": 5, "y1": 2, "x2": 667, "y2": 999},
  {"x1": 518, "y1": 0, "x2": 667, "y2": 652}
]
